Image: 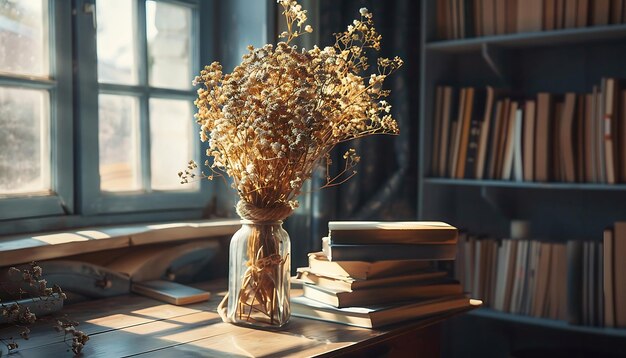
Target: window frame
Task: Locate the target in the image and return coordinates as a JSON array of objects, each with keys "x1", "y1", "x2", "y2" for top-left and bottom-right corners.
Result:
[
  {"x1": 75, "y1": 0, "x2": 211, "y2": 216},
  {"x1": 0, "y1": 0, "x2": 74, "y2": 220}
]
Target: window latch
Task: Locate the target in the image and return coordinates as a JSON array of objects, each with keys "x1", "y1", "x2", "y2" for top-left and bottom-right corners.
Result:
[{"x1": 83, "y1": 3, "x2": 97, "y2": 30}]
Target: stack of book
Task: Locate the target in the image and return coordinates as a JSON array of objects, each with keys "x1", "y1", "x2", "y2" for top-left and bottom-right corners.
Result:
[
  {"x1": 437, "y1": 0, "x2": 626, "y2": 40},
  {"x1": 456, "y1": 223, "x2": 626, "y2": 328},
  {"x1": 431, "y1": 78, "x2": 626, "y2": 183},
  {"x1": 292, "y1": 221, "x2": 480, "y2": 329}
]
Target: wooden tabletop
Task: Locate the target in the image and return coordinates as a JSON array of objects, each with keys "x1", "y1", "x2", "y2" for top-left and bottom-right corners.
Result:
[{"x1": 0, "y1": 280, "x2": 475, "y2": 357}]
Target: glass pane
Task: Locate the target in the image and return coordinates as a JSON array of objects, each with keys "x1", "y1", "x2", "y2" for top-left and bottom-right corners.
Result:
[
  {"x1": 0, "y1": 87, "x2": 49, "y2": 194},
  {"x1": 97, "y1": 0, "x2": 138, "y2": 84},
  {"x1": 0, "y1": 0, "x2": 49, "y2": 77},
  {"x1": 99, "y1": 94, "x2": 141, "y2": 192},
  {"x1": 149, "y1": 98, "x2": 195, "y2": 191},
  {"x1": 146, "y1": 1, "x2": 192, "y2": 89}
]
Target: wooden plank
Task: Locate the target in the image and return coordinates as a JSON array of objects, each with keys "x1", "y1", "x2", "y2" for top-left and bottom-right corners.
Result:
[
  {"x1": 0, "y1": 219, "x2": 240, "y2": 266},
  {"x1": 0, "y1": 295, "x2": 211, "y2": 352}
]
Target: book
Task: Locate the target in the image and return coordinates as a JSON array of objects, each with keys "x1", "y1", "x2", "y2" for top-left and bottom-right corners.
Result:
[
  {"x1": 495, "y1": 0, "x2": 506, "y2": 34},
  {"x1": 560, "y1": 93, "x2": 577, "y2": 182},
  {"x1": 553, "y1": 100, "x2": 564, "y2": 181},
  {"x1": 496, "y1": 99, "x2": 511, "y2": 178},
  {"x1": 465, "y1": 89, "x2": 487, "y2": 178},
  {"x1": 432, "y1": 86, "x2": 444, "y2": 175},
  {"x1": 545, "y1": 0, "x2": 557, "y2": 30},
  {"x1": 592, "y1": 0, "x2": 611, "y2": 25},
  {"x1": 506, "y1": 0, "x2": 518, "y2": 33},
  {"x1": 576, "y1": 0, "x2": 589, "y2": 27},
  {"x1": 604, "y1": 228, "x2": 615, "y2": 327},
  {"x1": 596, "y1": 241, "x2": 604, "y2": 327},
  {"x1": 566, "y1": 240, "x2": 583, "y2": 324},
  {"x1": 535, "y1": 93, "x2": 552, "y2": 182},
  {"x1": 594, "y1": 86, "x2": 606, "y2": 183},
  {"x1": 439, "y1": 87, "x2": 455, "y2": 177},
  {"x1": 501, "y1": 101, "x2": 518, "y2": 180},
  {"x1": 296, "y1": 269, "x2": 448, "y2": 292},
  {"x1": 523, "y1": 100, "x2": 536, "y2": 181},
  {"x1": 487, "y1": 100, "x2": 504, "y2": 179},
  {"x1": 564, "y1": 0, "x2": 578, "y2": 28},
  {"x1": 131, "y1": 280, "x2": 210, "y2": 305},
  {"x1": 302, "y1": 281, "x2": 463, "y2": 308},
  {"x1": 307, "y1": 252, "x2": 432, "y2": 280},
  {"x1": 291, "y1": 295, "x2": 480, "y2": 329},
  {"x1": 602, "y1": 78, "x2": 619, "y2": 184},
  {"x1": 621, "y1": 90, "x2": 626, "y2": 182},
  {"x1": 584, "y1": 93, "x2": 596, "y2": 182},
  {"x1": 532, "y1": 242, "x2": 552, "y2": 317},
  {"x1": 513, "y1": 107, "x2": 524, "y2": 181},
  {"x1": 614, "y1": 222, "x2": 626, "y2": 327},
  {"x1": 327, "y1": 221, "x2": 458, "y2": 245},
  {"x1": 476, "y1": 86, "x2": 495, "y2": 179},
  {"x1": 510, "y1": 240, "x2": 529, "y2": 314},
  {"x1": 450, "y1": 88, "x2": 466, "y2": 176},
  {"x1": 322, "y1": 237, "x2": 457, "y2": 262},
  {"x1": 436, "y1": 0, "x2": 449, "y2": 39},
  {"x1": 456, "y1": 87, "x2": 475, "y2": 178},
  {"x1": 517, "y1": 0, "x2": 543, "y2": 32},
  {"x1": 576, "y1": 94, "x2": 585, "y2": 182},
  {"x1": 482, "y1": 0, "x2": 496, "y2": 36}
]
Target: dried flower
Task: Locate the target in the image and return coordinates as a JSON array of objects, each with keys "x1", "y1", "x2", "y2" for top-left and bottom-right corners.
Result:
[
  {"x1": 188, "y1": 0, "x2": 402, "y2": 215},
  {"x1": 1, "y1": 263, "x2": 87, "y2": 355}
]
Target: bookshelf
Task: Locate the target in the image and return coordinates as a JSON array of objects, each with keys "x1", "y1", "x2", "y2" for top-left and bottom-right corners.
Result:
[
  {"x1": 417, "y1": 0, "x2": 626, "y2": 354},
  {"x1": 468, "y1": 309, "x2": 626, "y2": 339}
]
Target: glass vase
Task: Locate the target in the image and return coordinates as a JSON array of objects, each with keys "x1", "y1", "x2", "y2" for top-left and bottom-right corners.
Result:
[{"x1": 226, "y1": 220, "x2": 291, "y2": 328}]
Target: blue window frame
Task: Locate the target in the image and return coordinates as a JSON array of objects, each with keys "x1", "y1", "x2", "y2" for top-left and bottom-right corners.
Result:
[
  {"x1": 0, "y1": 0, "x2": 215, "y2": 231},
  {"x1": 0, "y1": 0, "x2": 73, "y2": 221},
  {"x1": 75, "y1": 0, "x2": 211, "y2": 215}
]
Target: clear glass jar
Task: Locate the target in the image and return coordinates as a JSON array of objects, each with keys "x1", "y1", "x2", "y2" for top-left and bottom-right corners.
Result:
[{"x1": 225, "y1": 220, "x2": 291, "y2": 327}]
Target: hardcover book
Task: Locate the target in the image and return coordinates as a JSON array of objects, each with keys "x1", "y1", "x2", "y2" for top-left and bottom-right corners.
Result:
[{"x1": 291, "y1": 295, "x2": 479, "y2": 329}]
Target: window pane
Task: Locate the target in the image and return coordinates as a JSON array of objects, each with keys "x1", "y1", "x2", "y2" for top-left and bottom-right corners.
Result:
[
  {"x1": 146, "y1": 1, "x2": 192, "y2": 89},
  {"x1": 0, "y1": 0, "x2": 49, "y2": 77},
  {"x1": 99, "y1": 94, "x2": 141, "y2": 192},
  {"x1": 97, "y1": 0, "x2": 138, "y2": 84},
  {"x1": 0, "y1": 87, "x2": 49, "y2": 194},
  {"x1": 149, "y1": 98, "x2": 195, "y2": 191}
]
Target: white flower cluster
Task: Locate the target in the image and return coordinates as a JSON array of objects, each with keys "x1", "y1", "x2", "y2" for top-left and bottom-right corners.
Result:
[{"x1": 190, "y1": 0, "x2": 402, "y2": 211}]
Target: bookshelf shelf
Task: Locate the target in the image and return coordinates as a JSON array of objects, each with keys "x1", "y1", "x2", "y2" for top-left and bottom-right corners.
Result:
[
  {"x1": 426, "y1": 24, "x2": 626, "y2": 53},
  {"x1": 423, "y1": 178, "x2": 626, "y2": 191},
  {"x1": 469, "y1": 308, "x2": 626, "y2": 338}
]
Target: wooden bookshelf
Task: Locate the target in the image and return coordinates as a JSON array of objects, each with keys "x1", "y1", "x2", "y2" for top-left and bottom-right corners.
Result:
[
  {"x1": 426, "y1": 24, "x2": 626, "y2": 53},
  {"x1": 418, "y1": 0, "x2": 626, "y2": 354},
  {"x1": 469, "y1": 308, "x2": 626, "y2": 339},
  {"x1": 424, "y1": 177, "x2": 626, "y2": 191}
]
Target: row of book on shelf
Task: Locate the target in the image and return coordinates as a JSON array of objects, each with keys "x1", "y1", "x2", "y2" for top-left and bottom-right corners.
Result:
[
  {"x1": 431, "y1": 79, "x2": 626, "y2": 183},
  {"x1": 437, "y1": 0, "x2": 626, "y2": 40},
  {"x1": 455, "y1": 222, "x2": 626, "y2": 327},
  {"x1": 291, "y1": 221, "x2": 480, "y2": 329}
]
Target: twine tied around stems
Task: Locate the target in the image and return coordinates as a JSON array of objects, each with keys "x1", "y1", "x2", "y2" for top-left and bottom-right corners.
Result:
[{"x1": 235, "y1": 200, "x2": 293, "y2": 222}]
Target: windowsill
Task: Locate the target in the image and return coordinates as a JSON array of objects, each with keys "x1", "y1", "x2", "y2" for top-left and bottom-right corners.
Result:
[{"x1": 0, "y1": 218, "x2": 241, "y2": 266}]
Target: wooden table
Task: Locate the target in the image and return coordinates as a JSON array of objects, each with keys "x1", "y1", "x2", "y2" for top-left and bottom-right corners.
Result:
[{"x1": 0, "y1": 280, "x2": 474, "y2": 357}]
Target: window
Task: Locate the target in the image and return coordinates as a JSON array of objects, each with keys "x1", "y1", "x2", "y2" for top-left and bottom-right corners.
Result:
[
  {"x1": 76, "y1": 0, "x2": 207, "y2": 214},
  {"x1": 0, "y1": 0, "x2": 73, "y2": 220},
  {"x1": 0, "y1": 0, "x2": 211, "y2": 225}
]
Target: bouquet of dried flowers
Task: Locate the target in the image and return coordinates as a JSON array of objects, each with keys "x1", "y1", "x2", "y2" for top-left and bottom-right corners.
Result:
[{"x1": 186, "y1": 0, "x2": 402, "y2": 326}]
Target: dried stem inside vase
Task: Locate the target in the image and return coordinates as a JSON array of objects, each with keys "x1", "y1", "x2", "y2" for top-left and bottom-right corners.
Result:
[{"x1": 237, "y1": 224, "x2": 288, "y2": 325}]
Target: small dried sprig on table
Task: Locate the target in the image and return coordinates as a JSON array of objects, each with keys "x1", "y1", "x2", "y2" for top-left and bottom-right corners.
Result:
[{"x1": 0, "y1": 263, "x2": 88, "y2": 355}]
